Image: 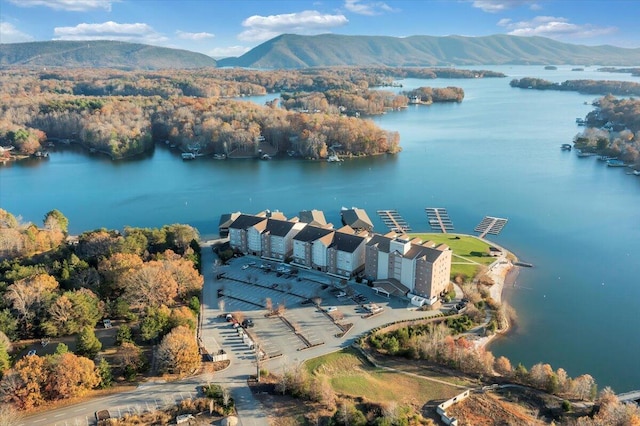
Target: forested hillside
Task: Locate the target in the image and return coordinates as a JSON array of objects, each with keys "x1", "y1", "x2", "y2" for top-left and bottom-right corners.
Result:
[
  {"x1": 0, "y1": 40, "x2": 217, "y2": 69},
  {"x1": 0, "y1": 67, "x2": 494, "y2": 160},
  {"x1": 217, "y1": 34, "x2": 640, "y2": 68}
]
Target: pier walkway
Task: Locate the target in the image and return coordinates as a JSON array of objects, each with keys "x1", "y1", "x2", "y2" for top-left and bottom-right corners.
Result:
[
  {"x1": 475, "y1": 216, "x2": 508, "y2": 238},
  {"x1": 425, "y1": 207, "x2": 454, "y2": 233},
  {"x1": 377, "y1": 209, "x2": 411, "y2": 233}
]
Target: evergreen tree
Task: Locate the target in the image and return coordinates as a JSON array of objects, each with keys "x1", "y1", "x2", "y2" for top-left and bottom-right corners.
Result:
[{"x1": 75, "y1": 326, "x2": 102, "y2": 359}]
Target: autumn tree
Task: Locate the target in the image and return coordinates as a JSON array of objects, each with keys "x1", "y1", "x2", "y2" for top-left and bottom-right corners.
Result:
[
  {"x1": 4, "y1": 274, "x2": 58, "y2": 337},
  {"x1": 123, "y1": 260, "x2": 178, "y2": 310},
  {"x1": 162, "y1": 255, "x2": 203, "y2": 300},
  {"x1": 97, "y1": 252, "x2": 144, "y2": 297},
  {"x1": 43, "y1": 209, "x2": 69, "y2": 235},
  {"x1": 116, "y1": 342, "x2": 144, "y2": 380},
  {"x1": 493, "y1": 356, "x2": 513, "y2": 377},
  {"x1": 45, "y1": 352, "x2": 100, "y2": 399},
  {"x1": 1, "y1": 355, "x2": 47, "y2": 409},
  {"x1": 43, "y1": 288, "x2": 103, "y2": 336},
  {"x1": 155, "y1": 325, "x2": 199, "y2": 376}
]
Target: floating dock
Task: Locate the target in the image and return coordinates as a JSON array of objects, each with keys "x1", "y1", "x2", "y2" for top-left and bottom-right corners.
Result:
[
  {"x1": 425, "y1": 208, "x2": 454, "y2": 233},
  {"x1": 475, "y1": 216, "x2": 508, "y2": 238},
  {"x1": 376, "y1": 210, "x2": 412, "y2": 233}
]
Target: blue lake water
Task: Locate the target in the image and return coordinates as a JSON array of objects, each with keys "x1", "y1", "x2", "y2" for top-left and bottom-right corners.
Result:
[{"x1": 1, "y1": 65, "x2": 639, "y2": 392}]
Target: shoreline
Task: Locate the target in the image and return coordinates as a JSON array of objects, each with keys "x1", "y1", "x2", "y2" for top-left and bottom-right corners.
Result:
[{"x1": 471, "y1": 241, "x2": 521, "y2": 350}]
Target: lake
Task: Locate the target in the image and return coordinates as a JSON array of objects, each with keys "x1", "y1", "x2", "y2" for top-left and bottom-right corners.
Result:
[{"x1": 1, "y1": 65, "x2": 639, "y2": 392}]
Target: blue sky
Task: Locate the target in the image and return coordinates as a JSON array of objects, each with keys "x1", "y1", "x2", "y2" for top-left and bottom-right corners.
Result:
[{"x1": 1, "y1": 0, "x2": 638, "y2": 58}]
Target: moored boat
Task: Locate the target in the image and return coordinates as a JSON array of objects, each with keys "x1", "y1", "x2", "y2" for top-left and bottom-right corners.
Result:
[
  {"x1": 606, "y1": 159, "x2": 626, "y2": 167},
  {"x1": 561, "y1": 144, "x2": 572, "y2": 151},
  {"x1": 181, "y1": 152, "x2": 196, "y2": 160}
]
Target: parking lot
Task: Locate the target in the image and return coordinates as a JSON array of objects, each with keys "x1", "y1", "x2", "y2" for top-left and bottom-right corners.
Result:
[{"x1": 206, "y1": 254, "x2": 444, "y2": 364}]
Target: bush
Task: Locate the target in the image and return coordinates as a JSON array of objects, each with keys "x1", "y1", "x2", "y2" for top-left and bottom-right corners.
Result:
[
  {"x1": 188, "y1": 296, "x2": 200, "y2": 315},
  {"x1": 562, "y1": 399, "x2": 572, "y2": 412}
]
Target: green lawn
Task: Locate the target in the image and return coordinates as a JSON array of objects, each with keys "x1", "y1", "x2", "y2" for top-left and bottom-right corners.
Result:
[
  {"x1": 410, "y1": 233, "x2": 494, "y2": 279},
  {"x1": 305, "y1": 348, "x2": 463, "y2": 405}
]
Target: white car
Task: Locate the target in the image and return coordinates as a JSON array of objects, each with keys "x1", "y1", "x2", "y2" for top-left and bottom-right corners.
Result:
[{"x1": 325, "y1": 306, "x2": 337, "y2": 313}]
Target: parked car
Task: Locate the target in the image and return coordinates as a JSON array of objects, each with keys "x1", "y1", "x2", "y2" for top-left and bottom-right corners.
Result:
[
  {"x1": 26, "y1": 349, "x2": 36, "y2": 357},
  {"x1": 242, "y1": 319, "x2": 255, "y2": 328},
  {"x1": 95, "y1": 410, "x2": 111, "y2": 421},
  {"x1": 300, "y1": 298, "x2": 313, "y2": 305},
  {"x1": 325, "y1": 306, "x2": 337, "y2": 313}
]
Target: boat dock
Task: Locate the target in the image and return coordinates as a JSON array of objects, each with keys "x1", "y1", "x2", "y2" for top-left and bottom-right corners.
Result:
[
  {"x1": 475, "y1": 216, "x2": 508, "y2": 238},
  {"x1": 376, "y1": 210, "x2": 411, "y2": 233},
  {"x1": 425, "y1": 208, "x2": 454, "y2": 233}
]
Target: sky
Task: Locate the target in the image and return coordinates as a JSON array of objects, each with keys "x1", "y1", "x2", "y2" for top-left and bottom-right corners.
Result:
[{"x1": 1, "y1": 0, "x2": 638, "y2": 59}]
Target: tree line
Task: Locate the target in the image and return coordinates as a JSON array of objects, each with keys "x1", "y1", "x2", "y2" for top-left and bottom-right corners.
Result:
[
  {"x1": 0, "y1": 66, "x2": 499, "y2": 160},
  {"x1": 509, "y1": 77, "x2": 640, "y2": 96},
  {"x1": 0, "y1": 210, "x2": 203, "y2": 409},
  {"x1": 574, "y1": 95, "x2": 640, "y2": 166}
]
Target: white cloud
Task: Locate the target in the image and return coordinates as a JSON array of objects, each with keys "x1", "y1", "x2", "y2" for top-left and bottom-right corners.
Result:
[
  {"x1": 0, "y1": 22, "x2": 34, "y2": 43},
  {"x1": 344, "y1": 0, "x2": 394, "y2": 16},
  {"x1": 53, "y1": 21, "x2": 168, "y2": 44},
  {"x1": 238, "y1": 10, "x2": 348, "y2": 42},
  {"x1": 176, "y1": 30, "x2": 215, "y2": 41},
  {"x1": 472, "y1": 0, "x2": 537, "y2": 13},
  {"x1": 8, "y1": 0, "x2": 115, "y2": 12},
  {"x1": 498, "y1": 16, "x2": 617, "y2": 39},
  {"x1": 208, "y1": 45, "x2": 251, "y2": 59}
]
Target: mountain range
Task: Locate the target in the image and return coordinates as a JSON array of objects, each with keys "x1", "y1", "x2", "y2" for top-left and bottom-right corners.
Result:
[
  {"x1": 218, "y1": 34, "x2": 640, "y2": 68},
  {"x1": 2, "y1": 34, "x2": 639, "y2": 70},
  {"x1": 0, "y1": 40, "x2": 217, "y2": 69}
]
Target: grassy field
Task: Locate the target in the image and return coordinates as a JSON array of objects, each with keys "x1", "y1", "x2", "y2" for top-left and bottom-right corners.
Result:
[
  {"x1": 305, "y1": 348, "x2": 463, "y2": 406},
  {"x1": 410, "y1": 233, "x2": 494, "y2": 279}
]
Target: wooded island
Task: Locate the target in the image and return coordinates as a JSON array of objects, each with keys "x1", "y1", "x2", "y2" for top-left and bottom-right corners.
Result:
[{"x1": 0, "y1": 67, "x2": 501, "y2": 161}]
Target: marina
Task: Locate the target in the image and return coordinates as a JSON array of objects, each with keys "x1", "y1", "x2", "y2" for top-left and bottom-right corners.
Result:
[
  {"x1": 425, "y1": 208, "x2": 454, "y2": 233},
  {"x1": 376, "y1": 209, "x2": 412, "y2": 233}
]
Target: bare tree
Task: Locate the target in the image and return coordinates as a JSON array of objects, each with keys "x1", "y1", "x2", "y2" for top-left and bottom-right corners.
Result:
[{"x1": 221, "y1": 387, "x2": 231, "y2": 407}]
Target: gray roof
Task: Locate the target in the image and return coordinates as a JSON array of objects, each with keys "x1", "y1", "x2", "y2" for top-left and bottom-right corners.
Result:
[
  {"x1": 341, "y1": 208, "x2": 373, "y2": 231},
  {"x1": 219, "y1": 212, "x2": 241, "y2": 229},
  {"x1": 264, "y1": 219, "x2": 296, "y2": 237},
  {"x1": 405, "y1": 245, "x2": 448, "y2": 262},
  {"x1": 373, "y1": 279, "x2": 410, "y2": 297},
  {"x1": 299, "y1": 209, "x2": 327, "y2": 226},
  {"x1": 329, "y1": 231, "x2": 365, "y2": 253},
  {"x1": 366, "y1": 234, "x2": 393, "y2": 252},
  {"x1": 293, "y1": 225, "x2": 334, "y2": 242},
  {"x1": 228, "y1": 214, "x2": 267, "y2": 230}
]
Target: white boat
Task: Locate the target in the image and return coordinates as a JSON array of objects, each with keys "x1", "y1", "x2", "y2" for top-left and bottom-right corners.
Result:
[
  {"x1": 213, "y1": 153, "x2": 226, "y2": 160},
  {"x1": 181, "y1": 152, "x2": 196, "y2": 160},
  {"x1": 327, "y1": 154, "x2": 343, "y2": 162},
  {"x1": 633, "y1": 170, "x2": 640, "y2": 176}
]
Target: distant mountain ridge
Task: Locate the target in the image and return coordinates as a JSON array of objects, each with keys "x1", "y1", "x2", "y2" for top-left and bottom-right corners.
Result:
[
  {"x1": 0, "y1": 40, "x2": 217, "y2": 69},
  {"x1": 2, "y1": 35, "x2": 639, "y2": 70},
  {"x1": 217, "y1": 34, "x2": 640, "y2": 68}
]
